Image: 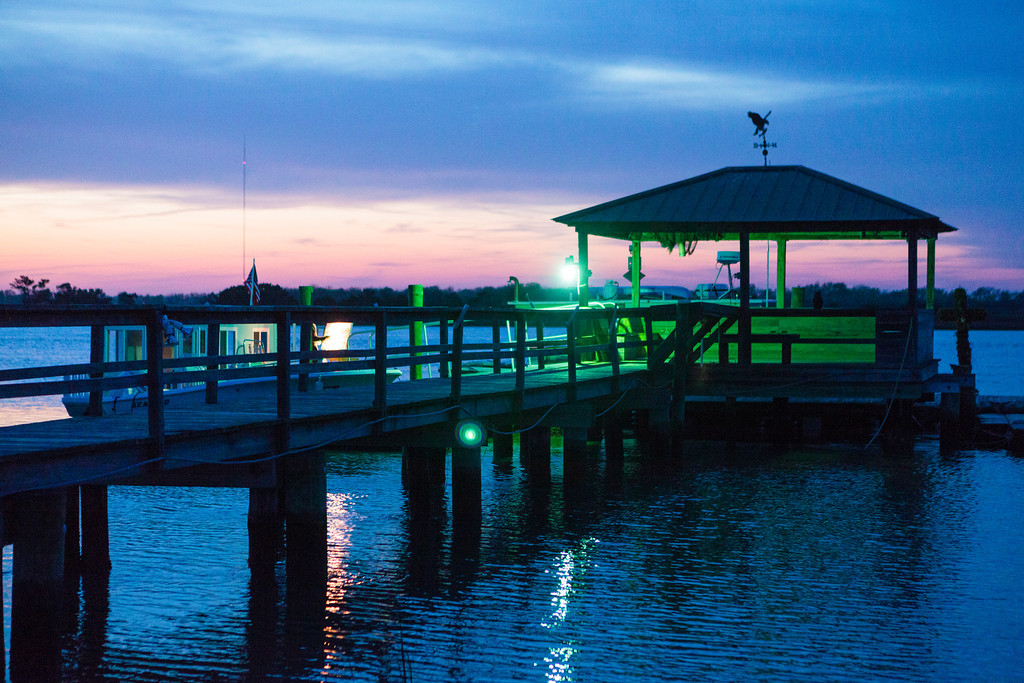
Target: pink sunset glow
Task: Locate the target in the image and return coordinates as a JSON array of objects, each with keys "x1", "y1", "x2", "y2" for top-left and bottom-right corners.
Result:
[{"x1": 0, "y1": 182, "x2": 1007, "y2": 297}]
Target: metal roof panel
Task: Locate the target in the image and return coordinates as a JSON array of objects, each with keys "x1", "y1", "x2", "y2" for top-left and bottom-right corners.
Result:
[{"x1": 553, "y1": 166, "x2": 955, "y2": 237}]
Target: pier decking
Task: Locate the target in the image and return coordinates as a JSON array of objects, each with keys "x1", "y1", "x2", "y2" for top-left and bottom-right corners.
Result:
[
  {"x1": 1, "y1": 301, "x2": 958, "y2": 492},
  {"x1": 0, "y1": 360, "x2": 649, "y2": 495}
]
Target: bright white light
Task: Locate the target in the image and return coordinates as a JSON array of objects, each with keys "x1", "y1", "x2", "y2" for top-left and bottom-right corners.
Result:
[
  {"x1": 560, "y1": 259, "x2": 579, "y2": 285},
  {"x1": 321, "y1": 322, "x2": 352, "y2": 353}
]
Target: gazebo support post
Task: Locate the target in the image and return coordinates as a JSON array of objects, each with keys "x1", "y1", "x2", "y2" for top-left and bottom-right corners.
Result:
[
  {"x1": 926, "y1": 237, "x2": 936, "y2": 310},
  {"x1": 577, "y1": 230, "x2": 590, "y2": 307},
  {"x1": 739, "y1": 231, "x2": 752, "y2": 364},
  {"x1": 630, "y1": 239, "x2": 641, "y2": 308},
  {"x1": 908, "y1": 232, "x2": 918, "y2": 312},
  {"x1": 908, "y1": 231, "x2": 919, "y2": 366},
  {"x1": 775, "y1": 239, "x2": 787, "y2": 309}
]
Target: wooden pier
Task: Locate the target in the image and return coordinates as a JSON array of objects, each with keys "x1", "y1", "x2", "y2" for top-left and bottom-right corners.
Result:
[{"x1": 0, "y1": 300, "x2": 968, "y2": 679}]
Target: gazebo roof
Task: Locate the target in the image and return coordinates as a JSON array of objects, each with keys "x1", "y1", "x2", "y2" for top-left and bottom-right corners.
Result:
[{"x1": 553, "y1": 165, "x2": 956, "y2": 242}]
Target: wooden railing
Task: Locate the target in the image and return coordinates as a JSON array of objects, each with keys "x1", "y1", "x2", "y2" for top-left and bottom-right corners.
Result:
[
  {"x1": 0, "y1": 302, "x2": 930, "y2": 451},
  {"x1": 0, "y1": 303, "x2": 666, "y2": 448},
  {"x1": 646, "y1": 302, "x2": 929, "y2": 369}
]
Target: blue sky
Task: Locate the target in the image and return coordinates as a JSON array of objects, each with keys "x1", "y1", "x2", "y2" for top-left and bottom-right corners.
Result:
[{"x1": 2, "y1": 1, "x2": 1022, "y2": 294}]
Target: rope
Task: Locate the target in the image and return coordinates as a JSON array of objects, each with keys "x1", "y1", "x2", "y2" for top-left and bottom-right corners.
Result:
[{"x1": 864, "y1": 317, "x2": 915, "y2": 450}]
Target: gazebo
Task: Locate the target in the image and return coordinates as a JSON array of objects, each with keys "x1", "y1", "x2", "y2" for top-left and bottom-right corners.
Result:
[
  {"x1": 553, "y1": 165, "x2": 957, "y2": 370},
  {"x1": 555, "y1": 165, "x2": 955, "y2": 307}
]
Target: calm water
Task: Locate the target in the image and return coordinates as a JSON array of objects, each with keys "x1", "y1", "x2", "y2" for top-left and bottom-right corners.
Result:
[{"x1": 2, "y1": 328, "x2": 1024, "y2": 681}]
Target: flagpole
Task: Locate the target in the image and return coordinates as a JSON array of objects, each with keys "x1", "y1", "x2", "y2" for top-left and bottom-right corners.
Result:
[{"x1": 242, "y1": 138, "x2": 247, "y2": 281}]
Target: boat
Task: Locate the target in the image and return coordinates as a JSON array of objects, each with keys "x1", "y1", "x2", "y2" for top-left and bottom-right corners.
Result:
[{"x1": 62, "y1": 318, "x2": 401, "y2": 417}]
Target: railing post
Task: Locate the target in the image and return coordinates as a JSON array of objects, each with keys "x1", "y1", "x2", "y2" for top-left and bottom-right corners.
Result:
[
  {"x1": 408, "y1": 284, "x2": 424, "y2": 380},
  {"x1": 567, "y1": 308, "x2": 578, "y2": 402},
  {"x1": 374, "y1": 310, "x2": 388, "y2": 423},
  {"x1": 536, "y1": 322, "x2": 545, "y2": 370},
  {"x1": 146, "y1": 310, "x2": 165, "y2": 458},
  {"x1": 450, "y1": 305, "x2": 468, "y2": 406},
  {"x1": 274, "y1": 310, "x2": 292, "y2": 455},
  {"x1": 299, "y1": 286, "x2": 313, "y2": 392},
  {"x1": 644, "y1": 317, "x2": 655, "y2": 369},
  {"x1": 87, "y1": 324, "x2": 104, "y2": 416},
  {"x1": 670, "y1": 302, "x2": 689, "y2": 446},
  {"x1": 439, "y1": 314, "x2": 450, "y2": 379},
  {"x1": 206, "y1": 322, "x2": 219, "y2": 404},
  {"x1": 276, "y1": 311, "x2": 291, "y2": 421},
  {"x1": 491, "y1": 322, "x2": 501, "y2": 374},
  {"x1": 738, "y1": 231, "x2": 752, "y2": 365},
  {"x1": 515, "y1": 312, "x2": 526, "y2": 402},
  {"x1": 608, "y1": 307, "x2": 620, "y2": 392}
]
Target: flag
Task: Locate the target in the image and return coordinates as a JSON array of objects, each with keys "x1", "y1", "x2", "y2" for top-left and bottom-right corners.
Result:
[{"x1": 245, "y1": 260, "x2": 260, "y2": 304}]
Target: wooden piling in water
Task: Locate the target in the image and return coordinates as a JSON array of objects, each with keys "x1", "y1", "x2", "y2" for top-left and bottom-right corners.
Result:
[
  {"x1": 80, "y1": 484, "x2": 111, "y2": 572},
  {"x1": 603, "y1": 413, "x2": 625, "y2": 468},
  {"x1": 403, "y1": 446, "x2": 447, "y2": 523},
  {"x1": 882, "y1": 399, "x2": 917, "y2": 454},
  {"x1": 281, "y1": 451, "x2": 327, "y2": 619},
  {"x1": 282, "y1": 451, "x2": 326, "y2": 529},
  {"x1": 939, "y1": 390, "x2": 962, "y2": 450},
  {"x1": 1, "y1": 503, "x2": 6, "y2": 678},
  {"x1": 643, "y1": 406, "x2": 674, "y2": 458},
  {"x1": 452, "y1": 446, "x2": 482, "y2": 539},
  {"x1": 520, "y1": 427, "x2": 551, "y2": 485},
  {"x1": 562, "y1": 426, "x2": 588, "y2": 492},
  {"x1": 65, "y1": 486, "x2": 81, "y2": 577},
  {"x1": 771, "y1": 397, "x2": 791, "y2": 448},
  {"x1": 492, "y1": 431, "x2": 514, "y2": 465},
  {"x1": 248, "y1": 485, "x2": 281, "y2": 574},
  {"x1": 10, "y1": 491, "x2": 66, "y2": 682}
]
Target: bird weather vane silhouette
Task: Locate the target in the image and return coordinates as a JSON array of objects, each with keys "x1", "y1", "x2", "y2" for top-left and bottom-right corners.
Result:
[{"x1": 748, "y1": 111, "x2": 777, "y2": 166}]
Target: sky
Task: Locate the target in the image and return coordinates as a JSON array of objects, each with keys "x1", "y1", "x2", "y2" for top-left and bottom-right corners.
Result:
[{"x1": 2, "y1": 0, "x2": 1022, "y2": 296}]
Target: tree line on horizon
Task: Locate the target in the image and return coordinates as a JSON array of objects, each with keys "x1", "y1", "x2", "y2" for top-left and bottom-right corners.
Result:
[{"x1": 3, "y1": 274, "x2": 1023, "y2": 326}]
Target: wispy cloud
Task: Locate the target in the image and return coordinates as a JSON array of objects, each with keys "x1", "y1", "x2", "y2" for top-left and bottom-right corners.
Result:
[
  {"x1": 578, "y1": 62, "x2": 891, "y2": 110},
  {"x1": 1, "y1": 3, "x2": 524, "y2": 78},
  {"x1": 3, "y1": 2, "x2": 910, "y2": 108}
]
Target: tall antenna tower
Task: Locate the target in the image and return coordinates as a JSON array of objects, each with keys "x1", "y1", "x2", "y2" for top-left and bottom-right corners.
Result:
[
  {"x1": 748, "y1": 111, "x2": 777, "y2": 166},
  {"x1": 242, "y1": 138, "x2": 247, "y2": 280}
]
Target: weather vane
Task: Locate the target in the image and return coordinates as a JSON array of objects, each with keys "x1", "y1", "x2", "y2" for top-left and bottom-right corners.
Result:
[{"x1": 748, "y1": 110, "x2": 776, "y2": 166}]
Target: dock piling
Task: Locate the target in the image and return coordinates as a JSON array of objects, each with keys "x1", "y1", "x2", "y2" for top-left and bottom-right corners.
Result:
[
  {"x1": 452, "y1": 446, "x2": 482, "y2": 536},
  {"x1": 403, "y1": 446, "x2": 447, "y2": 524},
  {"x1": 64, "y1": 486, "x2": 81, "y2": 578},
  {"x1": 248, "y1": 485, "x2": 282, "y2": 574},
  {"x1": 603, "y1": 413, "x2": 625, "y2": 467},
  {"x1": 80, "y1": 484, "x2": 111, "y2": 573},
  {"x1": 10, "y1": 491, "x2": 66, "y2": 682},
  {"x1": 520, "y1": 427, "x2": 551, "y2": 486},
  {"x1": 492, "y1": 430, "x2": 514, "y2": 470}
]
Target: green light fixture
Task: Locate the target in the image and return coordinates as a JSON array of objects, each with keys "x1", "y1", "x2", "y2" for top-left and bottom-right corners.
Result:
[{"x1": 455, "y1": 419, "x2": 487, "y2": 447}]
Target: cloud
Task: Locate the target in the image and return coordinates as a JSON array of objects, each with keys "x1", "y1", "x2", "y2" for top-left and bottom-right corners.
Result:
[
  {"x1": 3, "y1": 2, "x2": 903, "y2": 108},
  {"x1": 578, "y1": 61, "x2": 892, "y2": 110},
  {"x1": 0, "y1": 3, "x2": 526, "y2": 78},
  {"x1": 386, "y1": 224, "x2": 426, "y2": 234}
]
